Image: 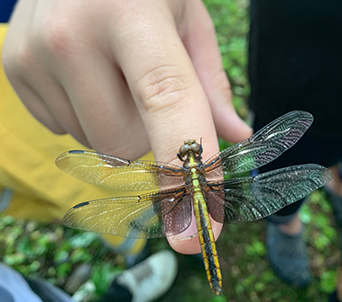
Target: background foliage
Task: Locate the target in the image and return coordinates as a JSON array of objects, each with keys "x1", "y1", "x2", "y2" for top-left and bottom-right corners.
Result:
[{"x1": 1, "y1": 0, "x2": 340, "y2": 301}]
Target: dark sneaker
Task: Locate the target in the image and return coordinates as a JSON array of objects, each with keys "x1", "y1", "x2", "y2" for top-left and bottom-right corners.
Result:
[{"x1": 266, "y1": 222, "x2": 311, "y2": 287}]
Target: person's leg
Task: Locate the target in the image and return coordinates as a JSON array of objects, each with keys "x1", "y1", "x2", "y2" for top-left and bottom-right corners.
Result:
[
  {"x1": 266, "y1": 209, "x2": 311, "y2": 287},
  {"x1": 24, "y1": 278, "x2": 74, "y2": 302},
  {"x1": 253, "y1": 116, "x2": 342, "y2": 287},
  {"x1": 0, "y1": 263, "x2": 43, "y2": 302},
  {"x1": 278, "y1": 214, "x2": 302, "y2": 235},
  {"x1": 269, "y1": 164, "x2": 342, "y2": 289}
]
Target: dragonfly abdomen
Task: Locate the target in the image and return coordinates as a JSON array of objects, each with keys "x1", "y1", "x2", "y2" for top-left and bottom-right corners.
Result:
[{"x1": 193, "y1": 190, "x2": 222, "y2": 295}]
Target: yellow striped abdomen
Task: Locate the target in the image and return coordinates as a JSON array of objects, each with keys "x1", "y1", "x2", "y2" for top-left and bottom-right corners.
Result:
[
  {"x1": 192, "y1": 189, "x2": 222, "y2": 295},
  {"x1": 186, "y1": 152, "x2": 222, "y2": 295}
]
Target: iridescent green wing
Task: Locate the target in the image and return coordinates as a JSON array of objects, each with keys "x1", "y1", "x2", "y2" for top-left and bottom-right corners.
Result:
[
  {"x1": 205, "y1": 164, "x2": 331, "y2": 223},
  {"x1": 203, "y1": 111, "x2": 313, "y2": 179}
]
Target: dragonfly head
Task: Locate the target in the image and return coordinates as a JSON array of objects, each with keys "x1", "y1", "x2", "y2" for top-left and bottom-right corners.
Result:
[{"x1": 177, "y1": 139, "x2": 203, "y2": 162}]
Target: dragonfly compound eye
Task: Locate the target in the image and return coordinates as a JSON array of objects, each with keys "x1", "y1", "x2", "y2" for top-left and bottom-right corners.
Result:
[
  {"x1": 190, "y1": 142, "x2": 201, "y2": 153},
  {"x1": 179, "y1": 144, "x2": 190, "y2": 156}
]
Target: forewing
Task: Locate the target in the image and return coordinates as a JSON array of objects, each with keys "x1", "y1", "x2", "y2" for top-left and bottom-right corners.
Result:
[
  {"x1": 63, "y1": 188, "x2": 192, "y2": 238},
  {"x1": 206, "y1": 164, "x2": 331, "y2": 223},
  {"x1": 203, "y1": 111, "x2": 313, "y2": 178},
  {"x1": 56, "y1": 150, "x2": 185, "y2": 191}
]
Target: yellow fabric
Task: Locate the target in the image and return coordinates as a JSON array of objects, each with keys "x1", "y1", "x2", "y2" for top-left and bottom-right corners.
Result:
[{"x1": 0, "y1": 24, "x2": 151, "y2": 255}]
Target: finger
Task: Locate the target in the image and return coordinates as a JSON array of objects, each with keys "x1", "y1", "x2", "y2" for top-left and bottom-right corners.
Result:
[
  {"x1": 183, "y1": 0, "x2": 252, "y2": 143},
  {"x1": 29, "y1": 73, "x2": 92, "y2": 147},
  {"x1": 109, "y1": 1, "x2": 222, "y2": 253},
  {"x1": 3, "y1": 1, "x2": 87, "y2": 140},
  {"x1": 50, "y1": 45, "x2": 150, "y2": 158},
  {"x1": 5, "y1": 35, "x2": 91, "y2": 145},
  {"x1": 111, "y1": 0, "x2": 220, "y2": 162},
  {"x1": 30, "y1": 1, "x2": 151, "y2": 158},
  {"x1": 10, "y1": 79, "x2": 67, "y2": 134},
  {"x1": 169, "y1": 216, "x2": 223, "y2": 255}
]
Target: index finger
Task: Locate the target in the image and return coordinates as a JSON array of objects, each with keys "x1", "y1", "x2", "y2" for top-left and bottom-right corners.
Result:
[{"x1": 109, "y1": 2, "x2": 222, "y2": 254}]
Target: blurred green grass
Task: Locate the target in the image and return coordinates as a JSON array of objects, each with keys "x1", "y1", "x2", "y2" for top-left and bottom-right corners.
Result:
[{"x1": 0, "y1": 0, "x2": 340, "y2": 301}]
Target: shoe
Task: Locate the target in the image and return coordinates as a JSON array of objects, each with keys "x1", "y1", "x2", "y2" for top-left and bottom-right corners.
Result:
[
  {"x1": 116, "y1": 250, "x2": 178, "y2": 302},
  {"x1": 266, "y1": 222, "x2": 311, "y2": 287}
]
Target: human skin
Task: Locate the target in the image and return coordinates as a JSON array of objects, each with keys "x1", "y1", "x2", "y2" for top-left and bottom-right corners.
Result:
[{"x1": 2, "y1": 0, "x2": 252, "y2": 254}]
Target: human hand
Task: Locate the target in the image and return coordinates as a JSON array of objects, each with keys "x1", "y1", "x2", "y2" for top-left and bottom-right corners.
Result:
[{"x1": 2, "y1": 0, "x2": 252, "y2": 254}]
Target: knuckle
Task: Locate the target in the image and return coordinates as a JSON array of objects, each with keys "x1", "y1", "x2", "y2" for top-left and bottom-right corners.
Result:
[
  {"x1": 16, "y1": 43, "x2": 37, "y2": 72},
  {"x1": 211, "y1": 69, "x2": 232, "y2": 98},
  {"x1": 137, "y1": 65, "x2": 192, "y2": 113},
  {"x1": 40, "y1": 15, "x2": 81, "y2": 59},
  {"x1": 3, "y1": 41, "x2": 35, "y2": 77}
]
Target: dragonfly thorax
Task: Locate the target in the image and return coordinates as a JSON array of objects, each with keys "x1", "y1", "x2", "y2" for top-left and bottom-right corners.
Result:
[{"x1": 182, "y1": 156, "x2": 202, "y2": 169}]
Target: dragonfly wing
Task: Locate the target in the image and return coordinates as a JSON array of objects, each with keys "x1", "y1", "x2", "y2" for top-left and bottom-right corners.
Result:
[
  {"x1": 63, "y1": 188, "x2": 192, "y2": 238},
  {"x1": 56, "y1": 150, "x2": 185, "y2": 191},
  {"x1": 206, "y1": 164, "x2": 331, "y2": 223},
  {"x1": 203, "y1": 111, "x2": 313, "y2": 178}
]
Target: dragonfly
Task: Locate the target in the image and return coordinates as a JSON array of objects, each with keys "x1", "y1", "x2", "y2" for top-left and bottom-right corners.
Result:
[{"x1": 56, "y1": 111, "x2": 331, "y2": 295}]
